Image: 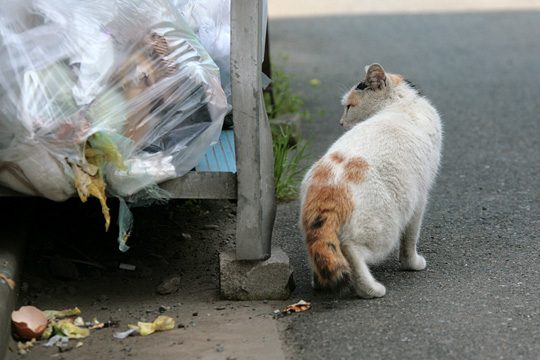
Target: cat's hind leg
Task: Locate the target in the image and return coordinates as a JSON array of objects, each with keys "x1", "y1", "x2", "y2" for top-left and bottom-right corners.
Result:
[
  {"x1": 400, "y1": 203, "x2": 427, "y2": 271},
  {"x1": 342, "y1": 242, "x2": 386, "y2": 298}
]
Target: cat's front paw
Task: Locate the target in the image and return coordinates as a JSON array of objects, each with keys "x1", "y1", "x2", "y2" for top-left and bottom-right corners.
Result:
[{"x1": 400, "y1": 254, "x2": 427, "y2": 271}]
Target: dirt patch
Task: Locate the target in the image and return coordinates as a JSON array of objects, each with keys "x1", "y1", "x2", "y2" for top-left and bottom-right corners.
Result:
[{"x1": 5, "y1": 198, "x2": 285, "y2": 360}]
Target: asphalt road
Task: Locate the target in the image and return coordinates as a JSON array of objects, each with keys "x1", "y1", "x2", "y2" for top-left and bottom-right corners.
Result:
[{"x1": 269, "y1": 10, "x2": 540, "y2": 360}]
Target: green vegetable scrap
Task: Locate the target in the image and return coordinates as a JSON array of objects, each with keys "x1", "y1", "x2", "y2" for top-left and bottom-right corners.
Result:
[
  {"x1": 86, "y1": 132, "x2": 127, "y2": 171},
  {"x1": 87, "y1": 87, "x2": 127, "y2": 134}
]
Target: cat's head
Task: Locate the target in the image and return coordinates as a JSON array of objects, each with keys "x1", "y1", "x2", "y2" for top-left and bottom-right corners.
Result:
[{"x1": 340, "y1": 63, "x2": 406, "y2": 129}]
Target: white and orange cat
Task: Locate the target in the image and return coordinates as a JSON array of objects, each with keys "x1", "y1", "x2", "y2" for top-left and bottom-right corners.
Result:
[{"x1": 300, "y1": 64, "x2": 442, "y2": 298}]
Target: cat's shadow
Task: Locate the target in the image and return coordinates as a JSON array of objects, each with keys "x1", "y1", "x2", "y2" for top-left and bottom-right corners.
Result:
[{"x1": 306, "y1": 258, "x2": 406, "y2": 302}]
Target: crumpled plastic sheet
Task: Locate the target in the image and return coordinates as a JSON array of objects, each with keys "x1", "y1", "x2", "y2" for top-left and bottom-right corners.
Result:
[
  {"x1": 173, "y1": 0, "x2": 231, "y2": 104},
  {"x1": 172, "y1": 0, "x2": 269, "y2": 107},
  {"x1": 43, "y1": 335, "x2": 69, "y2": 348},
  {"x1": 0, "y1": 0, "x2": 227, "y2": 250},
  {"x1": 113, "y1": 315, "x2": 175, "y2": 339}
]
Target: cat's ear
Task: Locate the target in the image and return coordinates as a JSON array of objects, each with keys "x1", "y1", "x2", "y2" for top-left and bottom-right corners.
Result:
[{"x1": 364, "y1": 63, "x2": 387, "y2": 90}]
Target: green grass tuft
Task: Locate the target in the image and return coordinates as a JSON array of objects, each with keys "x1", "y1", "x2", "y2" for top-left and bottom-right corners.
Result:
[
  {"x1": 265, "y1": 57, "x2": 310, "y2": 201},
  {"x1": 264, "y1": 62, "x2": 310, "y2": 120},
  {"x1": 272, "y1": 127, "x2": 307, "y2": 201}
]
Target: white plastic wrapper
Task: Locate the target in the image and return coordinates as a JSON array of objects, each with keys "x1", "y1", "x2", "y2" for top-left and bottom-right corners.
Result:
[
  {"x1": 0, "y1": 0, "x2": 227, "y2": 249},
  {"x1": 173, "y1": 0, "x2": 268, "y2": 106},
  {"x1": 173, "y1": 0, "x2": 231, "y2": 102}
]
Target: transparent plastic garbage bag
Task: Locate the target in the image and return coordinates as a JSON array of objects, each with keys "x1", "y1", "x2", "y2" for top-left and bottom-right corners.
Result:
[
  {"x1": 0, "y1": 0, "x2": 227, "y2": 250},
  {"x1": 172, "y1": 0, "x2": 269, "y2": 107}
]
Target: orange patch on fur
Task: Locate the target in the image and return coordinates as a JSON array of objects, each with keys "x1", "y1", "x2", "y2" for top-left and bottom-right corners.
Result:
[
  {"x1": 389, "y1": 73, "x2": 404, "y2": 85},
  {"x1": 344, "y1": 157, "x2": 369, "y2": 183},
  {"x1": 329, "y1": 152, "x2": 345, "y2": 164},
  {"x1": 301, "y1": 184, "x2": 352, "y2": 231},
  {"x1": 311, "y1": 161, "x2": 332, "y2": 183},
  {"x1": 301, "y1": 183, "x2": 353, "y2": 287},
  {"x1": 346, "y1": 92, "x2": 360, "y2": 106}
]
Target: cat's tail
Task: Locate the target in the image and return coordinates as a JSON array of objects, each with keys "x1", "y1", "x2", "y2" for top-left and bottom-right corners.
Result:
[{"x1": 301, "y1": 183, "x2": 353, "y2": 289}]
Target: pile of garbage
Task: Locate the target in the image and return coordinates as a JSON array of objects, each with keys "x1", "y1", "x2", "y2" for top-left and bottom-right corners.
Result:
[
  {"x1": 12, "y1": 305, "x2": 175, "y2": 354},
  {"x1": 0, "y1": 0, "x2": 228, "y2": 249}
]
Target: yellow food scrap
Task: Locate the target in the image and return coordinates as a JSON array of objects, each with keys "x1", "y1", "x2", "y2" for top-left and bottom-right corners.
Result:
[
  {"x1": 54, "y1": 319, "x2": 90, "y2": 339},
  {"x1": 129, "y1": 315, "x2": 175, "y2": 336},
  {"x1": 72, "y1": 165, "x2": 91, "y2": 202},
  {"x1": 44, "y1": 307, "x2": 82, "y2": 321},
  {"x1": 149, "y1": 315, "x2": 175, "y2": 332},
  {"x1": 17, "y1": 339, "x2": 36, "y2": 355},
  {"x1": 72, "y1": 163, "x2": 110, "y2": 231},
  {"x1": 86, "y1": 172, "x2": 110, "y2": 231},
  {"x1": 72, "y1": 131, "x2": 127, "y2": 231},
  {"x1": 41, "y1": 323, "x2": 54, "y2": 340}
]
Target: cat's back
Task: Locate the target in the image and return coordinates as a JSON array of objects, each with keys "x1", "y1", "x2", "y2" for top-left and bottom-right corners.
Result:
[
  {"x1": 302, "y1": 99, "x2": 442, "y2": 206},
  {"x1": 330, "y1": 100, "x2": 441, "y2": 162},
  {"x1": 301, "y1": 67, "x2": 442, "y2": 204}
]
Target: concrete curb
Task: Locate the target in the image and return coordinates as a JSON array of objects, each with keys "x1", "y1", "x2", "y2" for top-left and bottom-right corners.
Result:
[
  {"x1": 0, "y1": 205, "x2": 26, "y2": 359},
  {"x1": 220, "y1": 247, "x2": 294, "y2": 300}
]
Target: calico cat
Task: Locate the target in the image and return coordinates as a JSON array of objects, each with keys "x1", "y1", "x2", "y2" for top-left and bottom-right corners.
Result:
[{"x1": 300, "y1": 64, "x2": 442, "y2": 298}]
